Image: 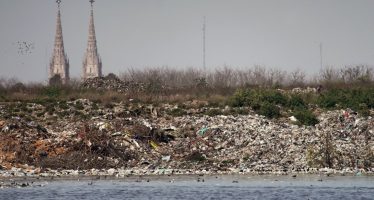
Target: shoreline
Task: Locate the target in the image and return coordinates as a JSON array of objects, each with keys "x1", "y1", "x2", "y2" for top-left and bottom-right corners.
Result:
[
  {"x1": 1, "y1": 169, "x2": 373, "y2": 189},
  {"x1": 1, "y1": 167, "x2": 373, "y2": 181}
]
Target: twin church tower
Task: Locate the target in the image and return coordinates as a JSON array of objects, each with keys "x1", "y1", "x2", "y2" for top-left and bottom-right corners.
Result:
[{"x1": 49, "y1": 0, "x2": 102, "y2": 84}]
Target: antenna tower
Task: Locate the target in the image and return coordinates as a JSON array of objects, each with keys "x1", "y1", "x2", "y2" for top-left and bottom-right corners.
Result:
[
  {"x1": 203, "y1": 16, "x2": 206, "y2": 70},
  {"x1": 320, "y1": 43, "x2": 323, "y2": 70}
]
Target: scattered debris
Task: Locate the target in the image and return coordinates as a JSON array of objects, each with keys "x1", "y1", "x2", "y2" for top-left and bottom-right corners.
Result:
[
  {"x1": 81, "y1": 77, "x2": 145, "y2": 93},
  {"x1": 0, "y1": 99, "x2": 373, "y2": 177}
]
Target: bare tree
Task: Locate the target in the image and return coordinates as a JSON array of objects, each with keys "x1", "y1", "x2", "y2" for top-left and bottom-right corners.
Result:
[
  {"x1": 267, "y1": 68, "x2": 286, "y2": 87},
  {"x1": 340, "y1": 65, "x2": 373, "y2": 84},
  {"x1": 251, "y1": 65, "x2": 268, "y2": 86},
  {"x1": 319, "y1": 66, "x2": 340, "y2": 85},
  {"x1": 289, "y1": 69, "x2": 306, "y2": 87}
]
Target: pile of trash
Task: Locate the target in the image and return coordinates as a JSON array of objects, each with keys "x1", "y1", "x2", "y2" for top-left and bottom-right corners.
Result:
[
  {"x1": 145, "y1": 111, "x2": 373, "y2": 173},
  {"x1": 0, "y1": 99, "x2": 373, "y2": 176},
  {"x1": 81, "y1": 77, "x2": 145, "y2": 93}
]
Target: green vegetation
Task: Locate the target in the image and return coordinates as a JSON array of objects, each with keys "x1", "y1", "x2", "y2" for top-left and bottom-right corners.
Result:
[
  {"x1": 167, "y1": 108, "x2": 187, "y2": 117},
  {"x1": 74, "y1": 101, "x2": 84, "y2": 110},
  {"x1": 228, "y1": 86, "x2": 373, "y2": 125},
  {"x1": 288, "y1": 94, "x2": 307, "y2": 110},
  {"x1": 204, "y1": 108, "x2": 224, "y2": 116},
  {"x1": 229, "y1": 89, "x2": 285, "y2": 119},
  {"x1": 0, "y1": 65, "x2": 372, "y2": 125},
  {"x1": 186, "y1": 151, "x2": 206, "y2": 162},
  {"x1": 293, "y1": 109, "x2": 319, "y2": 126},
  {"x1": 42, "y1": 86, "x2": 62, "y2": 98},
  {"x1": 317, "y1": 87, "x2": 374, "y2": 110}
]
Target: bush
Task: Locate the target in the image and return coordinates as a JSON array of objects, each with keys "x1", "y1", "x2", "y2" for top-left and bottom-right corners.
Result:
[
  {"x1": 205, "y1": 108, "x2": 223, "y2": 116},
  {"x1": 58, "y1": 101, "x2": 69, "y2": 110},
  {"x1": 229, "y1": 89, "x2": 287, "y2": 107},
  {"x1": 260, "y1": 90, "x2": 288, "y2": 106},
  {"x1": 259, "y1": 102, "x2": 280, "y2": 118},
  {"x1": 104, "y1": 102, "x2": 114, "y2": 109},
  {"x1": 11, "y1": 82, "x2": 26, "y2": 92},
  {"x1": 167, "y1": 108, "x2": 187, "y2": 117},
  {"x1": 226, "y1": 108, "x2": 249, "y2": 115},
  {"x1": 288, "y1": 95, "x2": 307, "y2": 110},
  {"x1": 358, "y1": 103, "x2": 370, "y2": 117},
  {"x1": 186, "y1": 151, "x2": 206, "y2": 162},
  {"x1": 42, "y1": 86, "x2": 62, "y2": 98},
  {"x1": 49, "y1": 74, "x2": 62, "y2": 86},
  {"x1": 293, "y1": 109, "x2": 319, "y2": 126},
  {"x1": 45, "y1": 104, "x2": 56, "y2": 114},
  {"x1": 228, "y1": 89, "x2": 251, "y2": 107},
  {"x1": 105, "y1": 73, "x2": 119, "y2": 80},
  {"x1": 74, "y1": 102, "x2": 84, "y2": 110},
  {"x1": 318, "y1": 88, "x2": 374, "y2": 110}
]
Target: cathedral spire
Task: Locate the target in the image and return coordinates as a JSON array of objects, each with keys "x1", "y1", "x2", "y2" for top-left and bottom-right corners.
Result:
[
  {"x1": 49, "y1": 0, "x2": 69, "y2": 84},
  {"x1": 83, "y1": 0, "x2": 102, "y2": 80}
]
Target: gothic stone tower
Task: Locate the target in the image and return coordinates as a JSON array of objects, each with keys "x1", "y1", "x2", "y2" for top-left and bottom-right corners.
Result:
[
  {"x1": 49, "y1": 0, "x2": 69, "y2": 84},
  {"x1": 82, "y1": 0, "x2": 102, "y2": 80}
]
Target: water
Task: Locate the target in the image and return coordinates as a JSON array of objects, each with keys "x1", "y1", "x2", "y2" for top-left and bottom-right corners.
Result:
[{"x1": 0, "y1": 175, "x2": 373, "y2": 200}]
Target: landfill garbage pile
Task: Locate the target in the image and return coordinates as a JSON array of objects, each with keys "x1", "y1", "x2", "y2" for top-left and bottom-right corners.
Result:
[
  {"x1": 81, "y1": 77, "x2": 145, "y2": 93},
  {"x1": 0, "y1": 100, "x2": 373, "y2": 177},
  {"x1": 142, "y1": 111, "x2": 373, "y2": 173}
]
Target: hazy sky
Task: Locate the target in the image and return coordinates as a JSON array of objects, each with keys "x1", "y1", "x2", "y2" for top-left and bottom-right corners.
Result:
[{"x1": 1, "y1": 0, "x2": 374, "y2": 82}]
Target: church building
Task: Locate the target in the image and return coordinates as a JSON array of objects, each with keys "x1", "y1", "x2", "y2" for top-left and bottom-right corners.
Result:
[
  {"x1": 49, "y1": 0, "x2": 69, "y2": 84},
  {"x1": 82, "y1": 0, "x2": 103, "y2": 80},
  {"x1": 49, "y1": 0, "x2": 102, "y2": 84}
]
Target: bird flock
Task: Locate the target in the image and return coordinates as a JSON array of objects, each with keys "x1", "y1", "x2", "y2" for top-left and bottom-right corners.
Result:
[{"x1": 13, "y1": 41, "x2": 35, "y2": 55}]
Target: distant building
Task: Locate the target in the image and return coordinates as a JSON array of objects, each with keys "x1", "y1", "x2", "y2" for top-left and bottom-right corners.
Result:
[
  {"x1": 49, "y1": 1, "x2": 69, "y2": 85},
  {"x1": 82, "y1": 0, "x2": 102, "y2": 80}
]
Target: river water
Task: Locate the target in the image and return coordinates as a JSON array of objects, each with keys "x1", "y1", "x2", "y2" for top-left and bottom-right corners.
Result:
[{"x1": 0, "y1": 175, "x2": 373, "y2": 200}]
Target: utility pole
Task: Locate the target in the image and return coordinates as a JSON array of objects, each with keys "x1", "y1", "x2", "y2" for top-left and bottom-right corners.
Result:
[
  {"x1": 320, "y1": 42, "x2": 323, "y2": 70},
  {"x1": 45, "y1": 46, "x2": 48, "y2": 82},
  {"x1": 203, "y1": 16, "x2": 206, "y2": 70}
]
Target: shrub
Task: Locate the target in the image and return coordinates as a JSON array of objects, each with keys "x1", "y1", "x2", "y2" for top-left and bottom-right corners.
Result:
[
  {"x1": 104, "y1": 102, "x2": 114, "y2": 109},
  {"x1": 205, "y1": 108, "x2": 223, "y2": 116},
  {"x1": 186, "y1": 151, "x2": 206, "y2": 162},
  {"x1": 106, "y1": 73, "x2": 119, "y2": 80},
  {"x1": 42, "y1": 86, "x2": 61, "y2": 98},
  {"x1": 228, "y1": 89, "x2": 251, "y2": 107},
  {"x1": 260, "y1": 90, "x2": 288, "y2": 106},
  {"x1": 0, "y1": 95, "x2": 6, "y2": 101},
  {"x1": 293, "y1": 109, "x2": 319, "y2": 126},
  {"x1": 318, "y1": 88, "x2": 374, "y2": 110},
  {"x1": 226, "y1": 108, "x2": 249, "y2": 115},
  {"x1": 229, "y1": 89, "x2": 288, "y2": 108},
  {"x1": 11, "y1": 82, "x2": 26, "y2": 92},
  {"x1": 92, "y1": 103, "x2": 99, "y2": 110},
  {"x1": 45, "y1": 104, "x2": 56, "y2": 114},
  {"x1": 58, "y1": 101, "x2": 69, "y2": 110},
  {"x1": 317, "y1": 93, "x2": 337, "y2": 108},
  {"x1": 288, "y1": 94, "x2": 307, "y2": 110},
  {"x1": 167, "y1": 108, "x2": 187, "y2": 117},
  {"x1": 358, "y1": 103, "x2": 370, "y2": 117},
  {"x1": 259, "y1": 102, "x2": 280, "y2": 118},
  {"x1": 49, "y1": 74, "x2": 62, "y2": 86},
  {"x1": 36, "y1": 112, "x2": 45, "y2": 117},
  {"x1": 57, "y1": 111, "x2": 70, "y2": 118},
  {"x1": 74, "y1": 102, "x2": 84, "y2": 110}
]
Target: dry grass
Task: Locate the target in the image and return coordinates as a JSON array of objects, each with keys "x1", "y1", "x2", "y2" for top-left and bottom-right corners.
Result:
[{"x1": 0, "y1": 65, "x2": 373, "y2": 104}]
